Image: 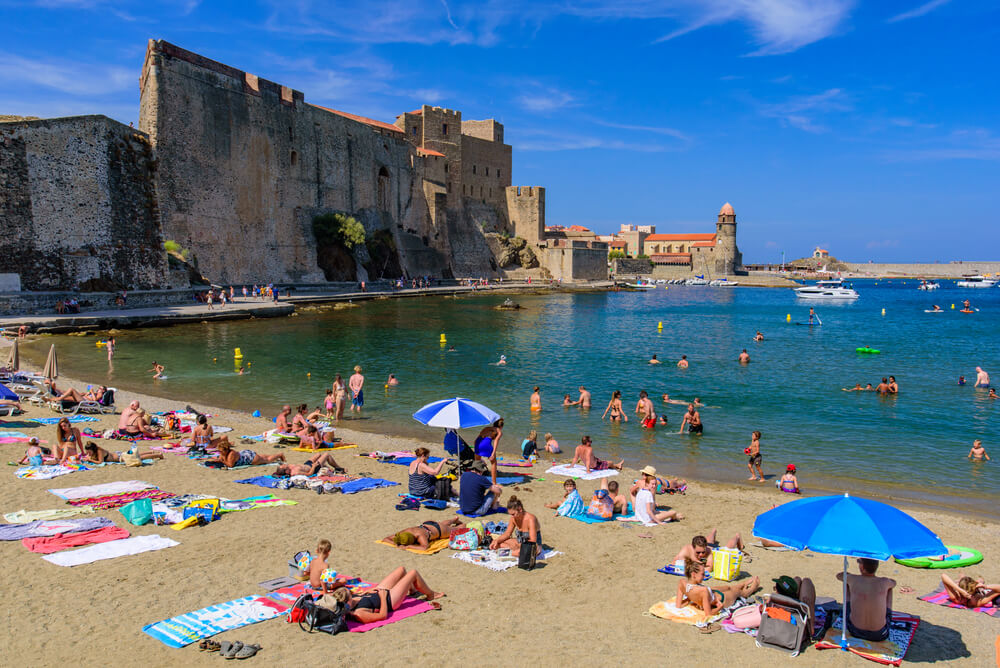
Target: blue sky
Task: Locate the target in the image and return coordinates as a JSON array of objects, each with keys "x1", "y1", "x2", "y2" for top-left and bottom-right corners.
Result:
[{"x1": 2, "y1": 1, "x2": 998, "y2": 263}]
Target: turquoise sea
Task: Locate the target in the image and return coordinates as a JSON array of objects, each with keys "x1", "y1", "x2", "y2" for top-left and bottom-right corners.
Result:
[{"x1": 24, "y1": 279, "x2": 1000, "y2": 516}]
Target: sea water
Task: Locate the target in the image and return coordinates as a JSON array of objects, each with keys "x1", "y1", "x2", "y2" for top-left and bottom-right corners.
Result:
[{"x1": 27, "y1": 279, "x2": 999, "y2": 516}]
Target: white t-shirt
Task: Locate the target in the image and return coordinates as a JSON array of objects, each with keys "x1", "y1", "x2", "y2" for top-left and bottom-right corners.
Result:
[{"x1": 634, "y1": 488, "x2": 656, "y2": 526}]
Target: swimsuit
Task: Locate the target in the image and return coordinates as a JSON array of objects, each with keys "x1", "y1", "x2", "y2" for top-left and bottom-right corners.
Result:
[
  {"x1": 355, "y1": 590, "x2": 392, "y2": 614},
  {"x1": 352, "y1": 390, "x2": 364, "y2": 407},
  {"x1": 689, "y1": 423, "x2": 703, "y2": 434},
  {"x1": 591, "y1": 458, "x2": 611, "y2": 471},
  {"x1": 408, "y1": 469, "x2": 437, "y2": 498},
  {"x1": 749, "y1": 453, "x2": 762, "y2": 466},
  {"x1": 28, "y1": 454, "x2": 43, "y2": 466},
  {"x1": 516, "y1": 527, "x2": 541, "y2": 546},
  {"x1": 844, "y1": 603, "x2": 891, "y2": 642},
  {"x1": 236, "y1": 449, "x2": 256, "y2": 467},
  {"x1": 420, "y1": 521, "x2": 442, "y2": 540}
]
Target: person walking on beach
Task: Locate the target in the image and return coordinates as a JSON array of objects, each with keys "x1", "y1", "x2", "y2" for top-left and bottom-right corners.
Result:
[
  {"x1": 679, "y1": 404, "x2": 701, "y2": 434},
  {"x1": 746, "y1": 430, "x2": 763, "y2": 482},
  {"x1": 975, "y1": 366, "x2": 990, "y2": 388},
  {"x1": 349, "y1": 366, "x2": 365, "y2": 414}
]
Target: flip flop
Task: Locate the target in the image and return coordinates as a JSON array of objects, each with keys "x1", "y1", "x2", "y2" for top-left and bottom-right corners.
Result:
[
  {"x1": 428, "y1": 601, "x2": 442, "y2": 610},
  {"x1": 698, "y1": 623, "x2": 721, "y2": 634},
  {"x1": 899, "y1": 586, "x2": 914, "y2": 594},
  {"x1": 222, "y1": 641, "x2": 243, "y2": 659},
  {"x1": 199, "y1": 639, "x2": 221, "y2": 652},
  {"x1": 234, "y1": 644, "x2": 261, "y2": 660}
]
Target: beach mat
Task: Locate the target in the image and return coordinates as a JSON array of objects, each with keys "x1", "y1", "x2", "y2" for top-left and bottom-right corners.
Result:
[
  {"x1": 496, "y1": 475, "x2": 531, "y2": 486},
  {"x1": 290, "y1": 443, "x2": 357, "y2": 452},
  {"x1": 451, "y1": 548, "x2": 561, "y2": 571},
  {"x1": 23, "y1": 526, "x2": 130, "y2": 553},
  {"x1": 30, "y1": 416, "x2": 99, "y2": 424},
  {"x1": 49, "y1": 480, "x2": 154, "y2": 500},
  {"x1": 498, "y1": 460, "x2": 533, "y2": 467},
  {"x1": 750, "y1": 540, "x2": 798, "y2": 551},
  {"x1": 375, "y1": 537, "x2": 450, "y2": 555},
  {"x1": 815, "y1": 611, "x2": 920, "y2": 666},
  {"x1": 658, "y1": 564, "x2": 712, "y2": 579},
  {"x1": 545, "y1": 464, "x2": 618, "y2": 480},
  {"x1": 563, "y1": 503, "x2": 632, "y2": 525},
  {"x1": 647, "y1": 596, "x2": 740, "y2": 626},
  {"x1": 143, "y1": 583, "x2": 308, "y2": 648},
  {"x1": 43, "y1": 534, "x2": 178, "y2": 566},
  {"x1": 258, "y1": 576, "x2": 300, "y2": 591},
  {"x1": 347, "y1": 597, "x2": 436, "y2": 632},
  {"x1": 335, "y1": 477, "x2": 398, "y2": 494},
  {"x1": 457, "y1": 506, "x2": 507, "y2": 518},
  {"x1": 15, "y1": 464, "x2": 91, "y2": 480},
  {"x1": 918, "y1": 585, "x2": 998, "y2": 616}
]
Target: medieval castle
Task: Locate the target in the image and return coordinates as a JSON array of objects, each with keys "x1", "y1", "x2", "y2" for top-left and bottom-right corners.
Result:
[{"x1": 0, "y1": 40, "x2": 608, "y2": 292}]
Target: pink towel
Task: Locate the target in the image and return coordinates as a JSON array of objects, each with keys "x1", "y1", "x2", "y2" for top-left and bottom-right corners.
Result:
[
  {"x1": 22, "y1": 526, "x2": 130, "y2": 553},
  {"x1": 346, "y1": 597, "x2": 436, "y2": 632}
]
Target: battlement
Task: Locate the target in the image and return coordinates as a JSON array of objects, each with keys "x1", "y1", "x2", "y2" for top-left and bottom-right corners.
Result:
[
  {"x1": 142, "y1": 39, "x2": 304, "y2": 108},
  {"x1": 508, "y1": 186, "x2": 543, "y2": 198},
  {"x1": 462, "y1": 119, "x2": 504, "y2": 143},
  {"x1": 423, "y1": 106, "x2": 461, "y2": 118}
]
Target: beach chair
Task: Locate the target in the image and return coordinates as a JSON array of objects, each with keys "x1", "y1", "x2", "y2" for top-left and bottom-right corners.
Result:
[
  {"x1": 74, "y1": 388, "x2": 116, "y2": 415},
  {"x1": 755, "y1": 593, "x2": 810, "y2": 657},
  {"x1": 0, "y1": 404, "x2": 19, "y2": 417}
]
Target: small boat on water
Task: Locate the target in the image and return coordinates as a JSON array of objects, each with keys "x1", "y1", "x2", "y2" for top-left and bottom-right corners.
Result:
[
  {"x1": 685, "y1": 276, "x2": 708, "y2": 286},
  {"x1": 917, "y1": 280, "x2": 940, "y2": 291},
  {"x1": 709, "y1": 278, "x2": 739, "y2": 287},
  {"x1": 623, "y1": 281, "x2": 656, "y2": 290},
  {"x1": 956, "y1": 275, "x2": 997, "y2": 288},
  {"x1": 794, "y1": 278, "x2": 859, "y2": 300}
]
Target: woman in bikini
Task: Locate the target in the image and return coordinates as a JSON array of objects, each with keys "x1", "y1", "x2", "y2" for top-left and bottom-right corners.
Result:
[
  {"x1": 55, "y1": 417, "x2": 83, "y2": 462},
  {"x1": 489, "y1": 495, "x2": 541, "y2": 551},
  {"x1": 386, "y1": 518, "x2": 465, "y2": 550},
  {"x1": 602, "y1": 390, "x2": 627, "y2": 422},
  {"x1": 333, "y1": 375, "x2": 347, "y2": 421},
  {"x1": 941, "y1": 574, "x2": 1000, "y2": 608},
  {"x1": 676, "y1": 559, "x2": 760, "y2": 615},
  {"x1": 334, "y1": 566, "x2": 445, "y2": 623},
  {"x1": 82, "y1": 442, "x2": 164, "y2": 463},
  {"x1": 208, "y1": 440, "x2": 286, "y2": 468},
  {"x1": 192, "y1": 414, "x2": 230, "y2": 450}
]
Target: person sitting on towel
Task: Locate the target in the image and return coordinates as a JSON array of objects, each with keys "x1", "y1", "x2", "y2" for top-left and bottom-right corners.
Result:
[
  {"x1": 275, "y1": 452, "x2": 344, "y2": 477},
  {"x1": 309, "y1": 539, "x2": 348, "y2": 593},
  {"x1": 677, "y1": 559, "x2": 760, "y2": 614},
  {"x1": 489, "y1": 496, "x2": 541, "y2": 551},
  {"x1": 458, "y1": 460, "x2": 502, "y2": 515},
  {"x1": 275, "y1": 405, "x2": 293, "y2": 432},
  {"x1": 671, "y1": 531, "x2": 745, "y2": 571},
  {"x1": 207, "y1": 440, "x2": 285, "y2": 468},
  {"x1": 836, "y1": 558, "x2": 896, "y2": 642},
  {"x1": 633, "y1": 475, "x2": 684, "y2": 526},
  {"x1": 601, "y1": 478, "x2": 627, "y2": 514},
  {"x1": 544, "y1": 479, "x2": 584, "y2": 515},
  {"x1": 386, "y1": 518, "x2": 465, "y2": 550},
  {"x1": 331, "y1": 567, "x2": 444, "y2": 623}
]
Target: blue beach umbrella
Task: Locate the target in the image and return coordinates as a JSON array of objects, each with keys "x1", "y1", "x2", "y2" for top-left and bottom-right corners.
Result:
[
  {"x1": 753, "y1": 493, "x2": 946, "y2": 649},
  {"x1": 412, "y1": 397, "x2": 499, "y2": 430},
  {"x1": 0, "y1": 383, "x2": 18, "y2": 402}
]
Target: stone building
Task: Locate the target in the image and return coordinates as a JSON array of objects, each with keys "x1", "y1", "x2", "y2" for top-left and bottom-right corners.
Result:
[{"x1": 642, "y1": 203, "x2": 743, "y2": 277}]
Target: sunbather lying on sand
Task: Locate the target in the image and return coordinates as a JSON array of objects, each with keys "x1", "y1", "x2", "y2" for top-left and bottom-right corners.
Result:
[
  {"x1": 672, "y1": 532, "x2": 745, "y2": 570},
  {"x1": 275, "y1": 453, "x2": 344, "y2": 477},
  {"x1": 677, "y1": 559, "x2": 759, "y2": 614},
  {"x1": 330, "y1": 566, "x2": 444, "y2": 623},
  {"x1": 83, "y1": 442, "x2": 164, "y2": 464},
  {"x1": 941, "y1": 573, "x2": 1000, "y2": 608},
  {"x1": 386, "y1": 518, "x2": 465, "y2": 550},
  {"x1": 208, "y1": 440, "x2": 285, "y2": 468}
]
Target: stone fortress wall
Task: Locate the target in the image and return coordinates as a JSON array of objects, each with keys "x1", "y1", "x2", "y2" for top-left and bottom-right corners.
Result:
[{"x1": 0, "y1": 115, "x2": 169, "y2": 291}]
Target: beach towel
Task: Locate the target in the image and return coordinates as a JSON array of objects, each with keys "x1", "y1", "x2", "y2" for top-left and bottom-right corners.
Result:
[
  {"x1": 143, "y1": 583, "x2": 308, "y2": 648},
  {"x1": 457, "y1": 506, "x2": 507, "y2": 518},
  {"x1": 647, "y1": 596, "x2": 740, "y2": 626},
  {"x1": 563, "y1": 502, "x2": 633, "y2": 525},
  {"x1": 375, "y1": 537, "x2": 451, "y2": 555},
  {"x1": 67, "y1": 489, "x2": 176, "y2": 511},
  {"x1": 333, "y1": 477, "x2": 399, "y2": 494},
  {"x1": 0, "y1": 430, "x2": 31, "y2": 439},
  {"x1": 545, "y1": 464, "x2": 618, "y2": 480},
  {"x1": 150, "y1": 444, "x2": 190, "y2": 455},
  {"x1": 234, "y1": 476, "x2": 282, "y2": 489},
  {"x1": 49, "y1": 480, "x2": 154, "y2": 500},
  {"x1": 23, "y1": 526, "x2": 130, "y2": 553},
  {"x1": 30, "y1": 416, "x2": 99, "y2": 424},
  {"x1": 15, "y1": 464, "x2": 91, "y2": 480},
  {"x1": 815, "y1": 611, "x2": 920, "y2": 666},
  {"x1": 555, "y1": 489, "x2": 586, "y2": 517},
  {"x1": 658, "y1": 564, "x2": 713, "y2": 579},
  {"x1": 347, "y1": 597, "x2": 436, "y2": 632},
  {"x1": 289, "y1": 443, "x2": 357, "y2": 452},
  {"x1": 498, "y1": 460, "x2": 533, "y2": 467},
  {"x1": 385, "y1": 456, "x2": 444, "y2": 466},
  {"x1": 3, "y1": 507, "x2": 95, "y2": 523},
  {"x1": 750, "y1": 541, "x2": 798, "y2": 551},
  {"x1": 43, "y1": 534, "x2": 179, "y2": 566},
  {"x1": 451, "y1": 548, "x2": 561, "y2": 571},
  {"x1": 257, "y1": 576, "x2": 300, "y2": 591},
  {"x1": 0, "y1": 517, "x2": 114, "y2": 540},
  {"x1": 495, "y1": 475, "x2": 531, "y2": 486},
  {"x1": 918, "y1": 585, "x2": 998, "y2": 616},
  {"x1": 197, "y1": 461, "x2": 277, "y2": 471}
]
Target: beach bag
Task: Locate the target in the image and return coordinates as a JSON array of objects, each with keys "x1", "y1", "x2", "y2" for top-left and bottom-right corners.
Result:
[
  {"x1": 518, "y1": 541, "x2": 537, "y2": 571},
  {"x1": 711, "y1": 547, "x2": 743, "y2": 582},
  {"x1": 183, "y1": 498, "x2": 221, "y2": 523},
  {"x1": 731, "y1": 603, "x2": 763, "y2": 629},
  {"x1": 449, "y1": 527, "x2": 480, "y2": 551},
  {"x1": 120, "y1": 498, "x2": 153, "y2": 526},
  {"x1": 755, "y1": 594, "x2": 809, "y2": 657},
  {"x1": 121, "y1": 447, "x2": 142, "y2": 467},
  {"x1": 433, "y1": 477, "x2": 453, "y2": 501},
  {"x1": 289, "y1": 550, "x2": 312, "y2": 579},
  {"x1": 586, "y1": 490, "x2": 614, "y2": 519}
]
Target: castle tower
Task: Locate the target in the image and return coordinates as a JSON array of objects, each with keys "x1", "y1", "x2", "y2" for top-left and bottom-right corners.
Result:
[
  {"x1": 715, "y1": 202, "x2": 742, "y2": 275},
  {"x1": 505, "y1": 186, "x2": 545, "y2": 245}
]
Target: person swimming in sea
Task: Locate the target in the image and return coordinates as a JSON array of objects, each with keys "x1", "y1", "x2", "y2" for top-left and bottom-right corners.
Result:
[
  {"x1": 497, "y1": 355, "x2": 507, "y2": 366},
  {"x1": 738, "y1": 349, "x2": 750, "y2": 364},
  {"x1": 530, "y1": 386, "x2": 542, "y2": 411},
  {"x1": 677, "y1": 355, "x2": 689, "y2": 369},
  {"x1": 843, "y1": 383, "x2": 864, "y2": 392},
  {"x1": 649, "y1": 354, "x2": 661, "y2": 365},
  {"x1": 148, "y1": 361, "x2": 164, "y2": 379},
  {"x1": 754, "y1": 331, "x2": 764, "y2": 342},
  {"x1": 931, "y1": 304, "x2": 943, "y2": 312},
  {"x1": 968, "y1": 440, "x2": 990, "y2": 461},
  {"x1": 662, "y1": 393, "x2": 688, "y2": 405}
]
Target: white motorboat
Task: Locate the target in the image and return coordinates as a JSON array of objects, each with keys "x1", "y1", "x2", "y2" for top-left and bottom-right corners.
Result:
[
  {"x1": 956, "y1": 275, "x2": 997, "y2": 288},
  {"x1": 793, "y1": 279, "x2": 859, "y2": 300},
  {"x1": 685, "y1": 277, "x2": 708, "y2": 286},
  {"x1": 709, "y1": 278, "x2": 739, "y2": 287},
  {"x1": 917, "y1": 280, "x2": 940, "y2": 291},
  {"x1": 624, "y1": 281, "x2": 655, "y2": 290}
]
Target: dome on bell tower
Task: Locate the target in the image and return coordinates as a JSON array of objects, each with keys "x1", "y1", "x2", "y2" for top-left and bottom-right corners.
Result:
[{"x1": 719, "y1": 202, "x2": 735, "y2": 216}]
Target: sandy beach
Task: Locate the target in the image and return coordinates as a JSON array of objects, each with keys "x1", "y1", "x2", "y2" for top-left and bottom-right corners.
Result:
[{"x1": 1, "y1": 361, "x2": 996, "y2": 667}]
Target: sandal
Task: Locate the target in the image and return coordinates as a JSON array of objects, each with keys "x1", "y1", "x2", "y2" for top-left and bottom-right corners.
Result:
[
  {"x1": 698, "y1": 623, "x2": 721, "y2": 634},
  {"x1": 199, "y1": 639, "x2": 221, "y2": 652},
  {"x1": 428, "y1": 601, "x2": 442, "y2": 610},
  {"x1": 234, "y1": 644, "x2": 261, "y2": 660},
  {"x1": 221, "y1": 641, "x2": 243, "y2": 659}
]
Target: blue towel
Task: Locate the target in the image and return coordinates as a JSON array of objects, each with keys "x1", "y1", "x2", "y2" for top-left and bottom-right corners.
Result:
[
  {"x1": 334, "y1": 477, "x2": 399, "y2": 494},
  {"x1": 387, "y1": 456, "x2": 443, "y2": 466},
  {"x1": 234, "y1": 476, "x2": 281, "y2": 489},
  {"x1": 495, "y1": 475, "x2": 529, "y2": 486},
  {"x1": 456, "y1": 506, "x2": 507, "y2": 518},
  {"x1": 564, "y1": 503, "x2": 633, "y2": 524},
  {"x1": 30, "y1": 416, "x2": 100, "y2": 425},
  {"x1": 658, "y1": 564, "x2": 712, "y2": 579}
]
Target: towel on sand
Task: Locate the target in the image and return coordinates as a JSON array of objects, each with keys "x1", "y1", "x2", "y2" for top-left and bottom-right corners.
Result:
[
  {"x1": 30, "y1": 416, "x2": 99, "y2": 424},
  {"x1": 545, "y1": 464, "x2": 618, "y2": 480},
  {"x1": 648, "y1": 596, "x2": 746, "y2": 627},
  {"x1": 15, "y1": 464, "x2": 91, "y2": 480},
  {"x1": 0, "y1": 517, "x2": 114, "y2": 541},
  {"x1": 23, "y1": 526, "x2": 130, "y2": 553},
  {"x1": 451, "y1": 548, "x2": 561, "y2": 571},
  {"x1": 290, "y1": 443, "x2": 357, "y2": 452},
  {"x1": 918, "y1": 585, "x2": 998, "y2": 616},
  {"x1": 234, "y1": 476, "x2": 282, "y2": 489},
  {"x1": 3, "y1": 507, "x2": 95, "y2": 523},
  {"x1": 347, "y1": 596, "x2": 436, "y2": 632},
  {"x1": 815, "y1": 611, "x2": 920, "y2": 666},
  {"x1": 658, "y1": 564, "x2": 712, "y2": 579},
  {"x1": 43, "y1": 534, "x2": 178, "y2": 566},
  {"x1": 334, "y1": 477, "x2": 398, "y2": 494},
  {"x1": 375, "y1": 537, "x2": 450, "y2": 555},
  {"x1": 48, "y1": 480, "x2": 154, "y2": 500}
]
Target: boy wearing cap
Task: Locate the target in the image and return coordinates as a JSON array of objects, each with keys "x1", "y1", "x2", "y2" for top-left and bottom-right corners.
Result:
[
  {"x1": 459, "y1": 461, "x2": 502, "y2": 515},
  {"x1": 773, "y1": 575, "x2": 816, "y2": 630},
  {"x1": 776, "y1": 465, "x2": 800, "y2": 493}
]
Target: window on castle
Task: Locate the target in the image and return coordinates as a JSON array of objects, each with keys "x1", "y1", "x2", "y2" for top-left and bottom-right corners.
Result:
[
  {"x1": 498, "y1": 170, "x2": 502, "y2": 179},
  {"x1": 290, "y1": 151, "x2": 297, "y2": 166},
  {"x1": 444, "y1": 163, "x2": 449, "y2": 173},
  {"x1": 472, "y1": 165, "x2": 476, "y2": 175},
  {"x1": 377, "y1": 167, "x2": 390, "y2": 211},
  {"x1": 489, "y1": 188, "x2": 492, "y2": 197},
  {"x1": 442, "y1": 123, "x2": 448, "y2": 134},
  {"x1": 485, "y1": 167, "x2": 489, "y2": 176},
  {"x1": 412, "y1": 126, "x2": 418, "y2": 136},
  {"x1": 447, "y1": 181, "x2": 452, "y2": 193}
]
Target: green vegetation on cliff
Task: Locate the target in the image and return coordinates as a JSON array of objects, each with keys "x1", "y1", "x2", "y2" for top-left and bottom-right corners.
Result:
[{"x1": 313, "y1": 213, "x2": 366, "y2": 250}]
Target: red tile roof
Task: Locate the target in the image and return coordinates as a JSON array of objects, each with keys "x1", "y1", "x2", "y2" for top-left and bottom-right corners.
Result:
[
  {"x1": 417, "y1": 147, "x2": 445, "y2": 157},
  {"x1": 645, "y1": 233, "x2": 717, "y2": 242},
  {"x1": 692, "y1": 240, "x2": 716, "y2": 247},
  {"x1": 608, "y1": 240, "x2": 627, "y2": 248},
  {"x1": 568, "y1": 225, "x2": 591, "y2": 232},
  {"x1": 310, "y1": 104, "x2": 403, "y2": 134}
]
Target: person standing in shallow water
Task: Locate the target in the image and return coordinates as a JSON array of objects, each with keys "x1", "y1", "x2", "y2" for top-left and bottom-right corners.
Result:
[
  {"x1": 349, "y1": 366, "x2": 365, "y2": 414},
  {"x1": 530, "y1": 386, "x2": 541, "y2": 411}
]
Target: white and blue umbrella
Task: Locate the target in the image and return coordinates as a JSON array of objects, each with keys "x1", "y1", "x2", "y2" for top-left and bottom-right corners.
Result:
[
  {"x1": 753, "y1": 493, "x2": 946, "y2": 649},
  {"x1": 412, "y1": 397, "x2": 499, "y2": 430}
]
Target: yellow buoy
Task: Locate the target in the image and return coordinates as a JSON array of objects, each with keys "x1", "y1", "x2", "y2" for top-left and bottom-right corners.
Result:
[
  {"x1": 657, "y1": 321, "x2": 663, "y2": 330},
  {"x1": 951, "y1": 304, "x2": 955, "y2": 309},
  {"x1": 881, "y1": 308, "x2": 886, "y2": 316},
  {"x1": 213, "y1": 358, "x2": 217, "y2": 363},
  {"x1": 307, "y1": 372, "x2": 311, "y2": 377},
  {"x1": 439, "y1": 333, "x2": 446, "y2": 344},
  {"x1": 786, "y1": 314, "x2": 791, "y2": 322}
]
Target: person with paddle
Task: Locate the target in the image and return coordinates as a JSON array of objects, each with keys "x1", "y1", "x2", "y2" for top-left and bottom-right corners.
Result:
[{"x1": 807, "y1": 307, "x2": 822, "y2": 326}]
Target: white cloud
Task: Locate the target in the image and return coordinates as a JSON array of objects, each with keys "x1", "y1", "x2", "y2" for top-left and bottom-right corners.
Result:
[
  {"x1": 516, "y1": 89, "x2": 575, "y2": 113},
  {"x1": 0, "y1": 52, "x2": 133, "y2": 96},
  {"x1": 758, "y1": 87, "x2": 851, "y2": 132},
  {"x1": 512, "y1": 129, "x2": 675, "y2": 152},
  {"x1": 887, "y1": 0, "x2": 952, "y2": 23},
  {"x1": 594, "y1": 119, "x2": 690, "y2": 142},
  {"x1": 881, "y1": 128, "x2": 1000, "y2": 162}
]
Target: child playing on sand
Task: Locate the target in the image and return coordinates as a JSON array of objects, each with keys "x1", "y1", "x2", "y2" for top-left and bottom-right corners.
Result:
[
  {"x1": 746, "y1": 430, "x2": 764, "y2": 482},
  {"x1": 545, "y1": 479, "x2": 584, "y2": 516},
  {"x1": 521, "y1": 430, "x2": 538, "y2": 460},
  {"x1": 968, "y1": 440, "x2": 990, "y2": 461},
  {"x1": 309, "y1": 539, "x2": 347, "y2": 593},
  {"x1": 19, "y1": 437, "x2": 43, "y2": 466},
  {"x1": 776, "y1": 464, "x2": 799, "y2": 493},
  {"x1": 543, "y1": 433, "x2": 560, "y2": 454}
]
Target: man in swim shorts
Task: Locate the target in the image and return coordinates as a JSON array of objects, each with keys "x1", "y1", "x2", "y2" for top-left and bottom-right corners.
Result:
[
  {"x1": 837, "y1": 558, "x2": 896, "y2": 642},
  {"x1": 349, "y1": 365, "x2": 365, "y2": 412},
  {"x1": 577, "y1": 386, "x2": 591, "y2": 408},
  {"x1": 975, "y1": 366, "x2": 990, "y2": 388},
  {"x1": 680, "y1": 404, "x2": 702, "y2": 434},
  {"x1": 635, "y1": 391, "x2": 656, "y2": 428}
]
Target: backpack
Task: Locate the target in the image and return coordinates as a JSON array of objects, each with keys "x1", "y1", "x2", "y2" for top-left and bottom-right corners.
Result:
[
  {"x1": 287, "y1": 593, "x2": 349, "y2": 635},
  {"x1": 433, "y1": 477, "x2": 453, "y2": 501},
  {"x1": 449, "y1": 527, "x2": 480, "y2": 551},
  {"x1": 586, "y1": 490, "x2": 614, "y2": 519}
]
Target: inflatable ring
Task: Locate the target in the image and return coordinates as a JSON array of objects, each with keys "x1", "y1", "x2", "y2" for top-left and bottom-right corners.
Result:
[
  {"x1": 895, "y1": 545, "x2": 983, "y2": 569},
  {"x1": 855, "y1": 347, "x2": 881, "y2": 354}
]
